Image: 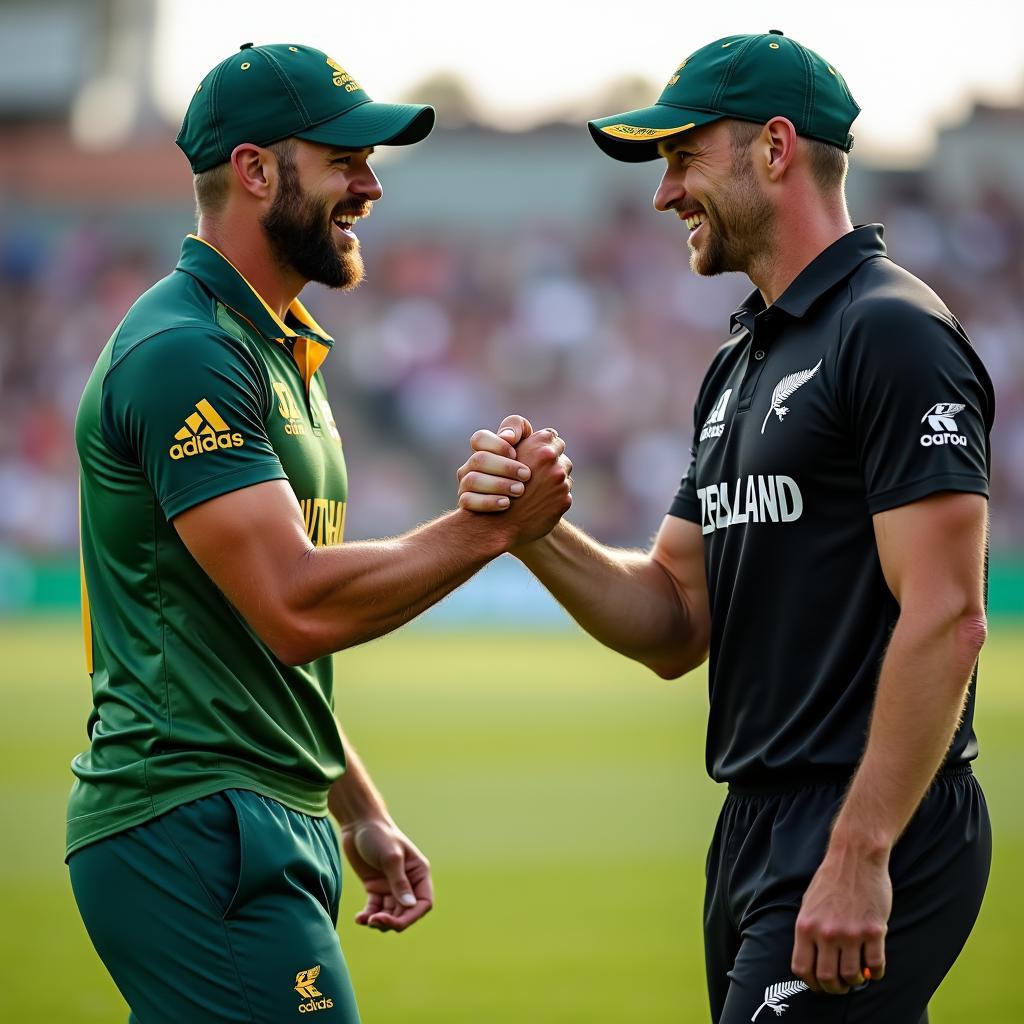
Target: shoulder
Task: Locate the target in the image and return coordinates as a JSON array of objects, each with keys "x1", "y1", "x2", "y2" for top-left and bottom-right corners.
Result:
[
  {"x1": 106, "y1": 269, "x2": 258, "y2": 378},
  {"x1": 840, "y1": 256, "x2": 960, "y2": 340}
]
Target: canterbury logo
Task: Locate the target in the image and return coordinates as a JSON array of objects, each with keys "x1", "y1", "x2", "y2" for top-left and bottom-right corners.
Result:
[
  {"x1": 700, "y1": 387, "x2": 733, "y2": 441},
  {"x1": 751, "y1": 980, "x2": 809, "y2": 1020},
  {"x1": 921, "y1": 401, "x2": 965, "y2": 432},
  {"x1": 920, "y1": 401, "x2": 968, "y2": 448},
  {"x1": 168, "y1": 399, "x2": 244, "y2": 460},
  {"x1": 761, "y1": 359, "x2": 822, "y2": 434}
]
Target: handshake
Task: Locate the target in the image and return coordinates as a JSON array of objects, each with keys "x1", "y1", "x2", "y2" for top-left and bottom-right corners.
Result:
[{"x1": 455, "y1": 414, "x2": 574, "y2": 550}]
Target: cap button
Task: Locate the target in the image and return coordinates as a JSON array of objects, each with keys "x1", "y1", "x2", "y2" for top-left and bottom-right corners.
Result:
[
  {"x1": 239, "y1": 42, "x2": 254, "y2": 50},
  {"x1": 768, "y1": 28, "x2": 784, "y2": 35}
]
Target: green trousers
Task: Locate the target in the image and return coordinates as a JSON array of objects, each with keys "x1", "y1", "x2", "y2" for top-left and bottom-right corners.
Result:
[{"x1": 69, "y1": 788, "x2": 360, "y2": 1022}]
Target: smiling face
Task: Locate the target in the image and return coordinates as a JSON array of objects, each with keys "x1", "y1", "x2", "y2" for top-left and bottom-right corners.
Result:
[
  {"x1": 260, "y1": 139, "x2": 381, "y2": 290},
  {"x1": 654, "y1": 119, "x2": 775, "y2": 278}
]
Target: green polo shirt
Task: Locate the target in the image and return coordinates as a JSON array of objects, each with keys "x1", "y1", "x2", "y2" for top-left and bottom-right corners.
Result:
[{"x1": 69, "y1": 235, "x2": 349, "y2": 858}]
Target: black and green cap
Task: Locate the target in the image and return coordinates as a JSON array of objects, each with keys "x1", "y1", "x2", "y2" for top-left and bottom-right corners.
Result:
[
  {"x1": 177, "y1": 43, "x2": 435, "y2": 172},
  {"x1": 588, "y1": 30, "x2": 860, "y2": 162}
]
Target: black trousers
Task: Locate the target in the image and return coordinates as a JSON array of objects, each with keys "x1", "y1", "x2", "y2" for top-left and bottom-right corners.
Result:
[{"x1": 705, "y1": 766, "x2": 991, "y2": 1023}]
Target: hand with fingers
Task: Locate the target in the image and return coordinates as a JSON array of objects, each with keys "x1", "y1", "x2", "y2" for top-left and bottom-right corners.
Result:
[
  {"x1": 341, "y1": 818, "x2": 434, "y2": 933},
  {"x1": 456, "y1": 414, "x2": 573, "y2": 546},
  {"x1": 790, "y1": 847, "x2": 890, "y2": 994}
]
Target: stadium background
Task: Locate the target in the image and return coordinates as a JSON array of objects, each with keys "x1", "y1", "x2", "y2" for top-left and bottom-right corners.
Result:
[{"x1": 0, "y1": 1, "x2": 1022, "y2": 1020}]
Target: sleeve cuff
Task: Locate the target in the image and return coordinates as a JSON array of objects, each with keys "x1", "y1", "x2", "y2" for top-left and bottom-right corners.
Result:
[
  {"x1": 162, "y1": 462, "x2": 290, "y2": 520},
  {"x1": 668, "y1": 494, "x2": 701, "y2": 523},
  {"x1": 866, "y1": 473, "x2": 989, "y2": 515}
]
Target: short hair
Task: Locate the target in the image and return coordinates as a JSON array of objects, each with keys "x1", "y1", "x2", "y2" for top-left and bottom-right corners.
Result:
[
  {"x1": 193, "y1": 162, "x2": 232, "y2": 217},
  {"x1": 727, "y1": 119, "x2": 848, "y2": 195},
  {"x1": 192, "y1": 138, "x2": 297, "y2": 219}
]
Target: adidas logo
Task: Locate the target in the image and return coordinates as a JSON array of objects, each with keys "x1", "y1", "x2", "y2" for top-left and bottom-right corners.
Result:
[
  {"x1": 295, "y1": 966, "x2": 333, "y2": 1013},
  {"x1": 700, "y1": 388, "x2": 733, "y2": 442},
  {"x1": 168, "y1": 399, "x2": 245, "y2": 460}
]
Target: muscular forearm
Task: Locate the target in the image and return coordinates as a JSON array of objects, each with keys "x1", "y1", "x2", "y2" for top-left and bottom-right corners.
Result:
[
  {"x1": 516, "y1": 521, "x2": 704, "y2": 678},
  {"x1": 829, "y1": 609, "x2": 986, "y2": 857},
  {"x1": 280, "y1": 510, "x2": 510, "y2": 663},
  {"x1": 328, "y1": 728, "x2": 391, "y2": 826}
]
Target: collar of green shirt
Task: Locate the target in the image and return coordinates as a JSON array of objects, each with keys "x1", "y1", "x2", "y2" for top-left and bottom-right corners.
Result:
[
  {"x1": 730, "y1": 223, "x2": 887, "y2": 331},
  {"x1": 175, "y1": 233, "x2": 334, "y2": 391}
]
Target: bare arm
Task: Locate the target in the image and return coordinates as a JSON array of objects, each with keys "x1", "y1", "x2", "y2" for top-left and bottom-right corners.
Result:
[
  {"x1": 792, "y1": 491, "x2": 988, "y2": 994},
  {"x1": 457, "y1": 416, "x2": 710, "y2": 679},
  {"x1": 174, "y1": 429, "x2": 572, "y2": 665},
  {"x1": 328, "y1": 726, "x2": 434, "y2": 933},
  {"x1": 515, "y1": 516, "x2": 710, "y2": 679}
]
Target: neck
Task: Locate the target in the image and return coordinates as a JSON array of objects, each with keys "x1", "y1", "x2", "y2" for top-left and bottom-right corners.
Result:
[
  {"x1": 196, "y1": 214, "x2": 306, "y2": 322},
  {"x1": 748, "y1": 199, "x2": 854, "y2": 306}
]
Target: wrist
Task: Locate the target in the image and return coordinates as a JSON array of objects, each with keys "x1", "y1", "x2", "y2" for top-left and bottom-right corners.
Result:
[
  {"x1": 513, "y1": 522, "x2": 562, "y2": 564},
  {"x1": 827, "y1": 819, "x2": 894, "y2": 864},
  {"x1": 328, "y1": 778, "x2": 392, "y2": 829},
  {"x1": 339, "y1": 814, "x2": 395, "y2": 834},
  {"x1": 451, "y1": 506, "x2": 519, "y2": 557}
]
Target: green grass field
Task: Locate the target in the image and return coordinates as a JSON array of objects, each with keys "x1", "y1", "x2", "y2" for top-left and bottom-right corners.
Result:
[{"x1": 1, "y1": 618, "x2": 1021, "y2": 1022}]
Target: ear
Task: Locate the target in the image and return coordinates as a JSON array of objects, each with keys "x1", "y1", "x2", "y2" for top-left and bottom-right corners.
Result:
[
  {"x1": 760, "y1": 116, "x2": 798, "y2": 183},
  {"x1": 229, "y1": 143, "x2": 275, "y2": 201}
]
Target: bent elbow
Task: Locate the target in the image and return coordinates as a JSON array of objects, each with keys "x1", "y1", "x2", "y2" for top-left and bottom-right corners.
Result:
[
  {"x1": 651, "y1": 662, "x2": 686, "y2": 681},
  {"x1": 955, "y1": 611, "x2": 988, "y2": 658},
  {"x1": 264, "y1": 615, "x2": 331, "y2": 667},
  {"x1": 646, "y1": 645, "x2": 709, "y2": 681}
]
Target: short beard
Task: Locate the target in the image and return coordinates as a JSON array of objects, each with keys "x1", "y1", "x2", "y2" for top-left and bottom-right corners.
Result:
[
  {"x1": 261, "y1": 152, "x2": 364, "y2": 291},
  {"x1": 690, "y1": 145, "x2": 775, "y2": 278}
]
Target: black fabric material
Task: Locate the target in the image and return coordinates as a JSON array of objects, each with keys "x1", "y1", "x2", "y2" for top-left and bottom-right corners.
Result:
[
  {"x1": 668, "y1": 225, "x2": 994, "y2": 785},
  {"x1": 705, "y1": 768, "x2": 991, "y2": 1023}
]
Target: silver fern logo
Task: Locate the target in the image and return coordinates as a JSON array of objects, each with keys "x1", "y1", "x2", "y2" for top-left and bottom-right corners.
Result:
[
  {"x1": 760, "y1": 359, "x2": 823, "y2": 434},
  {"x1": 751, "y1": 980, "x2": 810, "y2": 1020}
]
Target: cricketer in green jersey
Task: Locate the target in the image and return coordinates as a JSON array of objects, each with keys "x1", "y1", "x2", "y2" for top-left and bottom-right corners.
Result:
[{"x1": 69, "y1": 43, "x2": 573, "y2": 1024}]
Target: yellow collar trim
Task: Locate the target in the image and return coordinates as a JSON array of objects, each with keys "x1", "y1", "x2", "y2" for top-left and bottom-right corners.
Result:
[{"x1": 188, "y1": 234, "x2": 332, "y2": 340}]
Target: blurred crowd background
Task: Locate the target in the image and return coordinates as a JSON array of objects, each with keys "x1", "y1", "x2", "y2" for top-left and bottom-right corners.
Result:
[{"x1": 1, "y1": 1, "x2": 1023, "y2": 578}]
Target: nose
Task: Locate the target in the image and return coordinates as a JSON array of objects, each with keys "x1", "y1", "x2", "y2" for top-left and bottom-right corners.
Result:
[
  {"x1": 653, "y1": 167, "x2": 684, "y2": 213},
  {"x1": 351, "y1": 163, "x2": 383, "y2": 202}
]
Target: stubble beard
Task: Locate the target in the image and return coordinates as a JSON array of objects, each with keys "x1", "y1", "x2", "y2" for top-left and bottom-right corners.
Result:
[
  {"x1": 261, "y1": 155, "x2": 365, "y2": 291},
  {"x1": 689, "y1": 152, "x2": 775, "y2": 278}
]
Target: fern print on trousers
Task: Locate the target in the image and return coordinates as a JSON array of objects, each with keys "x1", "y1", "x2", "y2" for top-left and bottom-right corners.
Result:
[
  {"x1": 761, "y1": 359, "x2": 823, "y2": 434},
  {"x1": 750, "y1": 979, "x2": 810, "y2": 1020}
]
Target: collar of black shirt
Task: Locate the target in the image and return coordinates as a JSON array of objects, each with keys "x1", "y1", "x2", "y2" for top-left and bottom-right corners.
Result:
[{"x1": 729, "y1": 224, "x2": 887, "y2": 334}]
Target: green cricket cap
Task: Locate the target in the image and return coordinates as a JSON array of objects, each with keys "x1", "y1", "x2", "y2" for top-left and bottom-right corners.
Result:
[
  {"x1": 588, "y1": 29, "x2": 860, "y2": 162},
  {"x1": 177, "y1": 43, "x2": 435, "y2": 172}
]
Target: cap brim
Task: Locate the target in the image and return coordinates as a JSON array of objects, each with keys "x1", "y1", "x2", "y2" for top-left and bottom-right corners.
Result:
[
  {"x1": 297, "y1": 100, "x2": 435, "y2": 150},
  {"x1": 587, "y1": 105, "x2": 722, "y2": 162}
]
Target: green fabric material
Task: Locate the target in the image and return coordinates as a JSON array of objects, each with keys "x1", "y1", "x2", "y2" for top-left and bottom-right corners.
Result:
[
  {"x1": 588, "y1": 29, "x2": 860, "y2": 162},
  {"x1": 176, "y1": 43, "x2": 434, "y2": 172},
  {"x1": 69, "y1": 789, "x2": 360, "y2": 1023},
  {"x1": 69, "y1": 236, "x2": 350, "y2": 857}
]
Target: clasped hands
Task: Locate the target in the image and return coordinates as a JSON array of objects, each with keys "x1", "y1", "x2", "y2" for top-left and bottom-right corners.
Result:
[{"x1": 456, "y1": 414, "x2": 573, "y2": 546}]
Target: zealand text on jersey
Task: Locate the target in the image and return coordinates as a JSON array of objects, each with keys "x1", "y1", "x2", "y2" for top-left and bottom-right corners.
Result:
[{"x1": 697, "y1": 475, "x2": 803, "y2": 536}]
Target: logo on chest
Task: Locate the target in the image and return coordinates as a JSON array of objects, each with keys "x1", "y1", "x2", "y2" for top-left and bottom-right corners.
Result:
[
  {"x1": 700, "y1": 388, "x2": 733, "y2": 442},
  {"x1": 760, "y1": 358, "x2": 822, "y2": 434},
  {"x1": 273, "y1": 381, "x2": 307, "y2": 436}
]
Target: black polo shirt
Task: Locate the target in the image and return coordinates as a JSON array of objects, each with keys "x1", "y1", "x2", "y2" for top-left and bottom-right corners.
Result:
[{"x1": 669, "y1": 225, "x2": 994, "y2": 787}]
